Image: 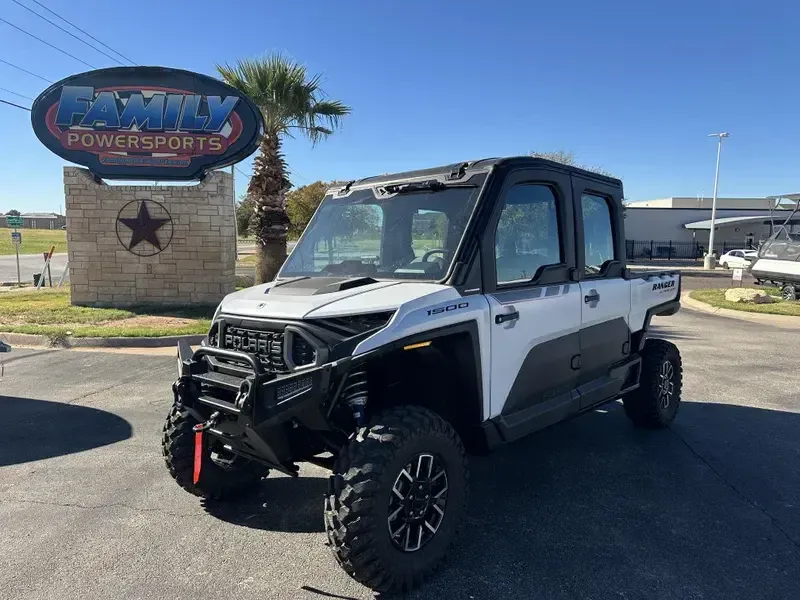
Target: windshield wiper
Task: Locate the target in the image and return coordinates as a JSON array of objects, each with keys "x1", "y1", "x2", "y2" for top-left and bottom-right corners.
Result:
[{"x1": 381, "y1": 181, "x2": 477, "y2": 195}]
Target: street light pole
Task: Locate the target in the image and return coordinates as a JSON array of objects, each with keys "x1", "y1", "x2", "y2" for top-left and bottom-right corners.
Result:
[{"x1": 704, "y1": 132, "x2": 730, "y2": 270}]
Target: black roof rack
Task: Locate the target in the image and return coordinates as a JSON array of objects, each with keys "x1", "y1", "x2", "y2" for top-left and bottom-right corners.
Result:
[{"x1": 346, "y1": 156, "x2": 621, "y2": 189}]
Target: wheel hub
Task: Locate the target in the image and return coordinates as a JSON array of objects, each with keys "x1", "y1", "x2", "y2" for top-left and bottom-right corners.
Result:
[
  {"x1": 388, "y1": 453, "x2": 448, "y2": 552},
  {"x1": 657, "y1": 360, "x2": 675, "y2": 409}
]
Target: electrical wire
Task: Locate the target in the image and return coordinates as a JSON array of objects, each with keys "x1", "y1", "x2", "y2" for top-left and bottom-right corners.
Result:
[
  {"x1": 0, "y1": 98, "x2": 31, "y2": 111},
  {"x1": 0, "y1": 86, "x2": 34, "y2": 100},
  {"x1": 0, "y1": 16, "x2": 96, "y2": 68},
  {"x1": 11, "y1": 0, "x2": 124, "y2": 66},
  {"x1": 0, "y1": 58, "x2": 52, "y2": 83},
  {"x1": 26, "y1": 0, "x2": 136, "y2": 66}
]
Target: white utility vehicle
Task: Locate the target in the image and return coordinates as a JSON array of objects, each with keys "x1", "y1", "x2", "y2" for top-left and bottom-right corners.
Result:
[{"x1": 163, "y1": 157, "x2": 683, "y2": 592}]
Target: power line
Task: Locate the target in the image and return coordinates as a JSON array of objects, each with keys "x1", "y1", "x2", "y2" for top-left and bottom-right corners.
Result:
[
  {"x1": 0, "y1": 58, "x2": 52, "y2": 83},
  {"x1": 27, "y1": 0, "x2": 137, "y2": 66},
  {"x1": 0, "y1": 98, "x2": 31, "y2": 111},
  {"x1": 287, "y1": 167, "x2": 310, "y2": 184},
  {"x1": 11, "y1": 0, "x2": 124, "y2": 66},
  {"x1": 0, "y1": 86, "x2": 33, "y2": 100},
  {"x1": 235, "y1": 166, "x2": 250, "y2": 178},
  {"x1": 0, "y1": 16, "x2": 96, "y2": 69}
]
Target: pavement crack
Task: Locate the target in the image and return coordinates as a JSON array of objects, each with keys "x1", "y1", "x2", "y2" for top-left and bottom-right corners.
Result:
[
  {"x1": 0, "y1": 497, "x2": 198, "y2": 518},
  {"x1": 671, "y1": 428, "x2": 800, "y2": 552}
]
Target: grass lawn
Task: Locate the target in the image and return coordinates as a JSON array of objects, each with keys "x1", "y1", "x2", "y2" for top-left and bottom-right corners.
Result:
[
  {"x1": 689, "y1": 287, "x2": 800, "y2": 317},
  {"x1": 0, "y1": 289, "x2": 212, "y2": 339},
  {"x1": 0, "y1": 227, "x2": 66, "y2": 256}
]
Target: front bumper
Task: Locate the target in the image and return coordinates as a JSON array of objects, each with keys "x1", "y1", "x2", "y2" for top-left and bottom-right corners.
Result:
[
  {"x1": 172, "y1": 339, "x2": 351, "y2": 474},
  {"x1": 175, "y1": 339, "x2": 341, "y2": 428}
]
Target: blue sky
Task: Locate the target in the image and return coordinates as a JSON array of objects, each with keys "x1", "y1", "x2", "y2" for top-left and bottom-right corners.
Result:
[{"x1": 1, "y1": 0, "x2": 798, "y2": 213}]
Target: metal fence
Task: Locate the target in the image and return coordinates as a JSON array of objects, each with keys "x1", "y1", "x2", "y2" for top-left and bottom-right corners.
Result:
[
  {"x1": 626, "y1": 240, "x2": 702, "y2": 261},
  {"x1": 626, "y1": 240, "x2": 757, "y2": 261}
]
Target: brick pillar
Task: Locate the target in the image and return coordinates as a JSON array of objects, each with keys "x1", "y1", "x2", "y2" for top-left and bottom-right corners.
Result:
[{"x1": 64, "y1": 167, "x2": 236, "y2": 307}]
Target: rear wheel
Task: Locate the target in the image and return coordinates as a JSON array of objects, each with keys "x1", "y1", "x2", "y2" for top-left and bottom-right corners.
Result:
[
  {"x1": 623, "y1": 339, "x2": 682, "y2": 429},
  {"x1": 161, "y1": 404, "x2": 265, "y2": 499},
  {"x1": 325, "y1": 406, "x2": 468, "y2": 593},
  {"x1": 782, "y1": 284, "x2": 798, "y2": 301}
]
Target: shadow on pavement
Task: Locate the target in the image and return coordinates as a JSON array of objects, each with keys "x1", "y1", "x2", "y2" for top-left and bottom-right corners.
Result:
[
  {"x1": 202, "y1": 475, "x2": 327, "y2": 533},
  {"x1": 1, "y1": 396, "x2": 133, "y2": 467},
  {"x1": 405, "y1": 401, "x2": 800, "y2": 599},
  {"x1": 204, "y1": 401, "x2": 800, "y2": 599}
]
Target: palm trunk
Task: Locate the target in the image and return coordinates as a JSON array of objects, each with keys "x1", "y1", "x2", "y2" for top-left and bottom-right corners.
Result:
[{"x1": 247, "y1": 134, "x2": 291, "y2": 283}]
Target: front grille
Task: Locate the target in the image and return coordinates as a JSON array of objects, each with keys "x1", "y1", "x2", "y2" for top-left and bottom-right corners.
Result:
[{"x1": 223, "y1": 326, "x2": 288, "y2": 374}]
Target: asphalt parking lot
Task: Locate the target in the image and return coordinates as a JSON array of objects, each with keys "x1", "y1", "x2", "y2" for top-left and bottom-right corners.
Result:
[{"x1": 1, "y1": 307, "x2": 799, "y2": 600}]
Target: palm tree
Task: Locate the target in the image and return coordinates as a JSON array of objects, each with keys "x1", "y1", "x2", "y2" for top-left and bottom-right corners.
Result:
[{"x1": 217, "y1": 54, "x2": 351, "y2": 283}]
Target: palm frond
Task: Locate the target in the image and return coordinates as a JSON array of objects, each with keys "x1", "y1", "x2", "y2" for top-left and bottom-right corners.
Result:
[{"x1": 215, "y1": 52, "x2": 351, "y2": 142}]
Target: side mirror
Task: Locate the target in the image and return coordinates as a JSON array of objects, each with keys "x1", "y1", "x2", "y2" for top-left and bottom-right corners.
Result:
[{"x1": 0, "y1": 341, "x2": 11, "y2": 353}]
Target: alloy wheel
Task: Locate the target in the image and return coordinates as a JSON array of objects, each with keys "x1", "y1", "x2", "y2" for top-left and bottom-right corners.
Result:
[
  {"x1": 657, "y1": 360, "x2": 675, "y2": 410},
  {"x1": 387, "y1": 453, "x2": 448, "y2": 552}
]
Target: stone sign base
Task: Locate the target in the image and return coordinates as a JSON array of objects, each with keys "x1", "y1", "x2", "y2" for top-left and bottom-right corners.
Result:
[{"x1": 64, "y1": 167, "x2": 235, "y2": 307}]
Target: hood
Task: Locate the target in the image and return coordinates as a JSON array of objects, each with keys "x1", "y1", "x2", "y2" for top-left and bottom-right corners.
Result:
[{"x1": 219, "y1": 276, "x2": 451, "y2": 320}]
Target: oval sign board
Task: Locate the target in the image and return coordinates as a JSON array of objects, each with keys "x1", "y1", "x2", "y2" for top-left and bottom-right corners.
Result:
[{"x1": 31, "y1": 66, "x2": 263, "y2": 181}]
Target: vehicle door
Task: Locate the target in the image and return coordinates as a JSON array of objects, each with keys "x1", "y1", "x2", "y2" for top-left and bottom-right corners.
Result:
[
  {"x1": 731, "y1": 250, "x2": 745, "y2": 267},
  {"x1": 572, "y1": 176, "x2": 632, "y2": 409},
  {"x1": 482, "y1": 167, "x2": 582, "y2": 440}
]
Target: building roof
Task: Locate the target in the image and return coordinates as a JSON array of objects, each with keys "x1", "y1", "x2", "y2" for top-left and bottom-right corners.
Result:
[
  {"x1": 627, "y1": 197, "x2": 779, "y2": 210},
  {"x1": 18, "y1": 212, "x2": 61, "y2": 218},
  {"x1": 683, "y1": 215, "x2": 793, "y2": 230}
]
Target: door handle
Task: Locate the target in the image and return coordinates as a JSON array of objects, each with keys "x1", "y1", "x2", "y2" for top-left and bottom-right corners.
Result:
[
  {"x1": 584, "y1": 291, "x2": 600, "y2": 304},
  {"x1": 495, "y1": 311, "x2": 519, "y2": 325}
]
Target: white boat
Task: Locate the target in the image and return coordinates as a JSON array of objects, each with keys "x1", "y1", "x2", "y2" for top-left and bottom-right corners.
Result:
[{"x1": 748, "y1": 199, "x2": 800, "y2": 298}]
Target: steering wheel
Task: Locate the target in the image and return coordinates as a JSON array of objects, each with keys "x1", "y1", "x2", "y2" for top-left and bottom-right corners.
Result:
[{"x1": 421, "y1": 249, "x2": 446, "y2": 263}]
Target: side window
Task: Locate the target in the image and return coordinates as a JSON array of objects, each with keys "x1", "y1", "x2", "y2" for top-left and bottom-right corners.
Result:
[
  {"x1": 581, "y1": 193, "x2": 616, "y2": 275},
  {"x1": 495, "y1": 184, "x2": 562, "y2": 285}
]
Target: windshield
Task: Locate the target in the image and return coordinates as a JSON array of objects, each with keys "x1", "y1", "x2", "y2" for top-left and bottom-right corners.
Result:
[{"x1": 279, "y1": 177, "x2": 485, "y2": 281}]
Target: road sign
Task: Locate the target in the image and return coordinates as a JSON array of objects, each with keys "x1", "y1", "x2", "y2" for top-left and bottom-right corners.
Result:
[
  {"x1": 6, "y1": 215, "x2": 23, "y2": 227},
  {"x1": 732, "y1": 268, "x2": 744, "y2": 282},
  {"x1": 11, "y1": 232, "x2": 21, "y2": 245}
]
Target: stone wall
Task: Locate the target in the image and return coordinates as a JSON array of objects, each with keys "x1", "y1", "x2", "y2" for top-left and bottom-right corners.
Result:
[{"x1": 64, "y1": 167, "x2": 235, "y2": 306}]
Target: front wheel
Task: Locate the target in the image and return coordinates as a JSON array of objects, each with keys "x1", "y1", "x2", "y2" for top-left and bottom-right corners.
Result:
[
  {"x1": 161, "y1": 405, "x2": 266, "y2": 500},
  {"x1": 782, "y1": 284, "x2": 798, "y2": 301},
  {"x1": 325, "y1": 406, "x2": 469, "y2": 593},
  {"x1": 623, "y1": 339, "x2": 682, "y2": 429}
]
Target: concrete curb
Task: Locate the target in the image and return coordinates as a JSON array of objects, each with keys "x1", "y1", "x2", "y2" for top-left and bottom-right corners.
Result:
[
  {"x1": 681, "y1": 292, "x2": 800, "y2": 329},
  {"x1": 0, "y1": 331, "x2": 205, "y2": 349}
]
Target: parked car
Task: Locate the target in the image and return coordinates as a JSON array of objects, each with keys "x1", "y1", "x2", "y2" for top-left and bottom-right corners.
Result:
[{"x1": 719, "y1": 249, "x2": 757, "y2": 269}]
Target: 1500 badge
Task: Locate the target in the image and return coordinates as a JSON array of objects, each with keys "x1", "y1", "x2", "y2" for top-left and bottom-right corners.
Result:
[
  {"x1": 652, "y1": 280, "x2": 676, "y2": 291},
  {"x1": 427, "y1": 302, "x2": 469, "y2": 316}
]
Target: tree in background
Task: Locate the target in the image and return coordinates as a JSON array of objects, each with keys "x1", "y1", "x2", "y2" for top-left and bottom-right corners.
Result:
[
  {"x1": 530, "y1": 150, "x2": 615, "y2": 178},
  {"x1": 286, "y1": 181, "x2": 328, "y2": 239},
  {"x1": 235, "y1": 195, "x2": 256, "y2": 237},
  {"x1": 5, "y1": 209, "x2": 20, "y2": 216},
  {"x1": 217, "y1": 53, "x2": 351, "y2": 283}
]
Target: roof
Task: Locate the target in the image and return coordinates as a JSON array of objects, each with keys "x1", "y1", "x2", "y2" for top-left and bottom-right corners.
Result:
[
  {"x1": 349, "y1": 156, "x2": 622, "y2": 189},
  {"x1": 627, "y1": 197, "x2": 777, "y2": 210},
  {"x1": 16, "y1": 212, "x2": 61, "y2": 218},
  {"x1": 684, "y1": 215, "x2": 787, "y2": 230}
]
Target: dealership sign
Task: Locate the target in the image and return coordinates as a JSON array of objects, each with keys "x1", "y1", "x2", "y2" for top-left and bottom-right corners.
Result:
[{"x1": 31, "y1": 67, "x2": 263, "y2": 181}]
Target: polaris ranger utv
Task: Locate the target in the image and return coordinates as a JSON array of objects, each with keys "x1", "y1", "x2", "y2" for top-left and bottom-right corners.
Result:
[{"x1": 163, "y1": 156, "x2": 682, "y2": 592}]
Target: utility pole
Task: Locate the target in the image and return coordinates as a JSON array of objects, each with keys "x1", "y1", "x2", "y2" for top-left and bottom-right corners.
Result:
[
  {"x1": 231, "y1": 164, "x2": 238, "y2": 261},
  {"x1": 704, "y1": 132, "x2": 730, "y2": 270}
]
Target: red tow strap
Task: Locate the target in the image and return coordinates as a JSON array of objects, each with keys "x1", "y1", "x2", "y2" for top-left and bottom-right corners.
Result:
[{"x1": 193, "y1": 430, "x2": 203, "y2": 485}]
